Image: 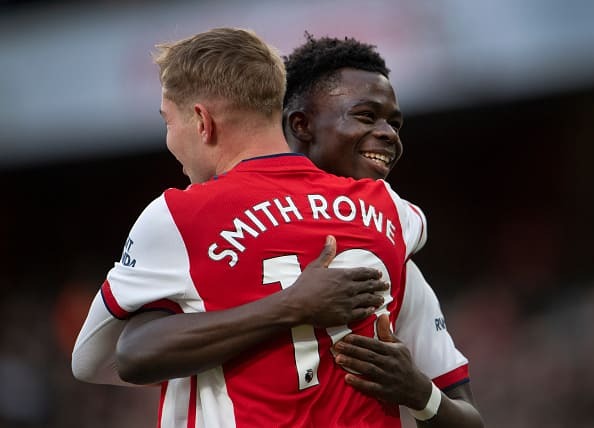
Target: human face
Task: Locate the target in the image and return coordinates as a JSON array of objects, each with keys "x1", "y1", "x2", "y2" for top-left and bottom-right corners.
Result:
[
  {"x1": 159, "y1": 93, "x2": 213, "y2": 183},
  {"x1": 307, "y1": 68, "x2": 403, "y2": 180}
]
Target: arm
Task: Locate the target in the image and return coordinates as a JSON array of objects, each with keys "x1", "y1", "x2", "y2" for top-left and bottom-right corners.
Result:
[
  {"x1": 332, "y1": 260, "x2": 484, "y2": 427},
  {"x1": 71, "y1": 293, "x2": 131, "y2": 385},
  {"x1": 333, "y1": 315, "x2": 484, "y2": 427},
  {"x1": 116, "y1": 235, "x2": 389, "y2": 385},
  {"x1": 72, "y1": 194, "x2": 192, "y2": 385}
]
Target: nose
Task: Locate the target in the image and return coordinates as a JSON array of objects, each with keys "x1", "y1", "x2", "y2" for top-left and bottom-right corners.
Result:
[
  {"x1": 373, "y1": 120, "x2": 403, "y2": 162},
  {"x1": 372, "y1": 120, "x2": 398, "y2": 144}
]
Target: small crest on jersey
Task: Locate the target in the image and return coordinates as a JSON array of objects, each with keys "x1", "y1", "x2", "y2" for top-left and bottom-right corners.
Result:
[{"x1": 305, "y1": 369, "x2": 314, "y2": 383}]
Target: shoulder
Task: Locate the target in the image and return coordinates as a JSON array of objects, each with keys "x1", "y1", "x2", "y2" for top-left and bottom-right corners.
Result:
[
  {"x1": 377, "y1": 180, "x2": 427, "y2": 253},
  {"x1": 123, "y1": 192, "x2": 188, "y2": 267},
  {"x1": 133, "y1": 193, "x2": 174, "y2": 233},
  {"x1": 398, "y1": 260, "x2": 441, "y2": 321}
]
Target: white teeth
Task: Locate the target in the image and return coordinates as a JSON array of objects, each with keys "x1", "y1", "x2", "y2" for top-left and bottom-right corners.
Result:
[{"x1": 361, "y1": 152, "x2": 392, "y2": 165}]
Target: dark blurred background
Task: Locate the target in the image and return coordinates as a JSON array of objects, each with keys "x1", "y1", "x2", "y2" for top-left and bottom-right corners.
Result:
[{"x1": 1, "y1": 1, "x2": 593, "y2": 427}]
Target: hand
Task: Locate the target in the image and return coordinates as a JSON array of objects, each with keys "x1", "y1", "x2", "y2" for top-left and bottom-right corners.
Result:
[
  {"x1": 286, "y1": 235, "x2": 389, "y2": 327},
  {"x1": 332, "y1": 314, "x2": 432, "y2": 410}
]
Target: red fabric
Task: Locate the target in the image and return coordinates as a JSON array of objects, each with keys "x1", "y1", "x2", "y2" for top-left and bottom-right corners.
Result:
[
  {"x1": 100, "y1": 280, "x2": 129, "y2": 319},
  {"x1": 101, "y1": 280, "x2": 183, "y2": 319},
  {"x1": 162, "y1": 155, "x2": 416, "y2": 427},
  {"x1": 141, "y1": 299, "x2": 183, "y2": 315},
  {"x1": 433, "y1": 364, "x2": 470, "y2": 390},
  {"x1": 157, "y1": 382, "x2": 168, "y2": 428},
  {"x1": 187, "y1": 376, "x2": 197, "y2": 428}
]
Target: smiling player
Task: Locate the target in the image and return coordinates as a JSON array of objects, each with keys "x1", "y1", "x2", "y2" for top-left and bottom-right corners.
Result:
[{"x1": 282, "y1": 34, "x2": 484, "y2": 427}]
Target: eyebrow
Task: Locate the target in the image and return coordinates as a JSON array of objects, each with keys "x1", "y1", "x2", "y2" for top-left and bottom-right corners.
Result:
[{"x1": 353, "y1": 100, "x2": 403, "y2": 121}]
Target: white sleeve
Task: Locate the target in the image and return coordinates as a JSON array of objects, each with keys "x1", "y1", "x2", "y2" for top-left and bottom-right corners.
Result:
[
  {"x1": 394, "y1": 260, "x2": 468, "y2": 384},
  {"x1": 381, "y1": 180, "x2": 427, "y2": 258},
  {"x1": 103, "y1": 194, "x2": 195, "y2": 317},
  {"x1": 71, "y1": 293, "x2": 130, "y2": 385},
  {"x1": 72, "y1": 194, "x2": 196, "y2": 385}
]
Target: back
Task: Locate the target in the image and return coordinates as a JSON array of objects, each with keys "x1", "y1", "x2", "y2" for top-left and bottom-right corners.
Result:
[
  {"x1": 101, "y1": 154, "x2": 425, "y2": 427},
  {"x1": 161, "y1": 154, "x2": 425, "y2": 427}
]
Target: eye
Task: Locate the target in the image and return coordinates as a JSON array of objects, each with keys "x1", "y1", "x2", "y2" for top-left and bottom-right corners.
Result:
[{"x1": 355, "y1": 111, "x2": 376, "y2": 123}]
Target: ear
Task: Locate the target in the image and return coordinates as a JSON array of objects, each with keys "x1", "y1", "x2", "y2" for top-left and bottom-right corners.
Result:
[
  {"x1": 285, "y1": 110, "x2": 313, "y2": 145},
  {"x1": 193, "y1": 103, "x2": 215, "y2": 145}
]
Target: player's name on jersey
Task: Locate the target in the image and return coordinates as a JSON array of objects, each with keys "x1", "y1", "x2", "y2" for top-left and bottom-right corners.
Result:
[{"x1": 208, "y1": 193, "x2": 398, "y2": 267}]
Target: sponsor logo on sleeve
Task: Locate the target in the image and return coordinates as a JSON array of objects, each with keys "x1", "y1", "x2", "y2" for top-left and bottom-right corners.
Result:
[
  {"x1": 120, "y1": 237, "x2": 136, "y2": 267},
  {"x1": 435, "y1": 317, "x2": 446, "y2": 331}
]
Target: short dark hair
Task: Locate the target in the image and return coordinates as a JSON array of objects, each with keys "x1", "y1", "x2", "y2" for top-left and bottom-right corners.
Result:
[{"x1": 283, "y1": 33, "x2": 390, "y2": 109}]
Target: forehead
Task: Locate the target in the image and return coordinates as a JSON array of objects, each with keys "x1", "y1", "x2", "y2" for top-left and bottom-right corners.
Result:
[
  {"x1": 160, "y1": 91, "x2": 174, "y2": 114},
  {"x1": 324, "y1": 68, "x2": 398, "y2": 105},
  {"x1": 160, "y1": 91, "x2": 189, "y2": 120}
]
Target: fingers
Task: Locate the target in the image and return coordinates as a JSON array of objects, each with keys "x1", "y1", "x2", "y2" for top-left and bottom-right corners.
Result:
[
  {"x1": 344, "y1": 373, "x2": 382, "y2": 397},
  {"x1": 308, "y1": 235, "x2": 383, "y2": 279},
  {"x1": 348, "y1": 267, "x2": 382, "y2": 281},
  {"x1": 353, "y1": 279, "x2": 389, "y2": 299},
  {"x1": 351, "y1": 293, "x2": 384, "y2": 311},
  {"x1": 349, "y1": 307, "x2": 378, "y2": 322},
  {"x1": 311, "y1": 235, "x2": 337, "y2": 268},
  {"x1": 376, "y1": 314, "x2": 397, "y2": 343},
  {"x1": 340, "y1": 333, "x2": 402, "y2": 354},
  {"x1": 335, "y1": 348, "x2": 385, "y2": 381}
]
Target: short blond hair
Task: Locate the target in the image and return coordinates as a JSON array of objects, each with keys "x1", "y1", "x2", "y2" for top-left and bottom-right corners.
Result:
[{"x1": 153, "y1": 27, "x2": 286, "y2": 117}]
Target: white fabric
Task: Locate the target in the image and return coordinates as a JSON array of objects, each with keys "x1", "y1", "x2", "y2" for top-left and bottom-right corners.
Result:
[
  {"x1": 409, "y1": 382, "x2": 442, "y2": 421},
  {"x1": 71, "y1": 293, "x2": 129, "y2": 385},
  {"x1": 197, "y1": 367, "x2": 236, "y2": 428},
  {"x1": 381, "y1": 180, "x2": 427, "y2": 257},
  {"x1": 161, "y1": 378, "x2": 191, "y2": 428},
  {"x1": 72, "y1": 195, "x2": 200, "y2": 385},
  {"x1": 72, "y1": 194, "x2": 234, "y2": 426},
  {"x1": 72, "y1": 191, "x2": 462, "y2": 428},
  {"x1": 105, "y1": 195, "x2": 198, "y2": 313},
  {"x1": 395, "y1": 260, "x2": 468, "y2": 380}
]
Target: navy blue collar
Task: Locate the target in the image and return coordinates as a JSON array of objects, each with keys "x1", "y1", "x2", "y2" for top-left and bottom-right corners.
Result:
[
  {"x1": 240, "y1": 152, "x2": 305, "y2": 163},
  {"x1": 211, "y1": 153, "x2": 307, "y2": 180}
]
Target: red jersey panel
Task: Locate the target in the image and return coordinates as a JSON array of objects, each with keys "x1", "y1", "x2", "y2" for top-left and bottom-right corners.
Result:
[{"x1": 161, "y1": 154, "x2": 424, "y2": 427}]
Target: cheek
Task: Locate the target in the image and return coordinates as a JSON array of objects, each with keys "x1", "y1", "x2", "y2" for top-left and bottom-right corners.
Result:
[
  {"x1": 331, "y1": 121, "x2": 361, "y2": 146},
  {"x1": 166, "y1": 130, "x2": 186, "y2": 161},
  {"x1": 395, "y1": 136, "x2": 404, "y2": 160},
  {"x1": 165, "y1": 131, "x2": 176, "y2": 155}
]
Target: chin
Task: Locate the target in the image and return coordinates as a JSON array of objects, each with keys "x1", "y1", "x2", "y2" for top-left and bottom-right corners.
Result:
[{"x1": 365, "y1": 169, "x2": 388, "y2": 181}]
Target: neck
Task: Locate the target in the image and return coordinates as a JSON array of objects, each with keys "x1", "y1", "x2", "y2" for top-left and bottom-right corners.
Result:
[{"x1": 215, "y1": 120, "x2": 290, "y2": 175}]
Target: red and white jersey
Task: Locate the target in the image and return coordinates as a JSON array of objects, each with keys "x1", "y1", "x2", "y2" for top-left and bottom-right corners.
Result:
[
  {"x1": 83, "y1": 154, "x2": 466, "y2": 427},
  {"x1": 395, "y1": 261, "x2": 468, "y2": 390}
]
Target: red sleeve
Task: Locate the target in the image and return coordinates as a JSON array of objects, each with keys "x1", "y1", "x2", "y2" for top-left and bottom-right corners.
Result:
[
  {"x1": 101, "y1": 280, "x2": 183, "y2": 320},
  {"x1": 433, "y1": 364, "x2": 470, "y2": 391}
]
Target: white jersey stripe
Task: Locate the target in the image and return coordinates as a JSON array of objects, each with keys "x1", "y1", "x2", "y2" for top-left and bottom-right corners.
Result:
[
  {"x1": 380, "y1": 180, "x2": 427, "y2": 258},
  {"x1": 161, "y1": 378, "x2": 191, "y2": 428},
  {"x1": 187, "y1": 376, "x2": 197, "y2": 428},
  {"x1": 197, "y1": 367, "x2": 236, "y2": 428}
]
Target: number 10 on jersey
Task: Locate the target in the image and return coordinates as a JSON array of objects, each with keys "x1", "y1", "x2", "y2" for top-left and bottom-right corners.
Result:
[{"x1": 263, "y1": 251, "x2": 392, "y2": 390}]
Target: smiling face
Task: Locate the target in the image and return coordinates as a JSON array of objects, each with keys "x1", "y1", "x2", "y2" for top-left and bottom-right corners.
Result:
[{"x1": 304, "y1": 68, "x2": 403, "y2": 180}]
